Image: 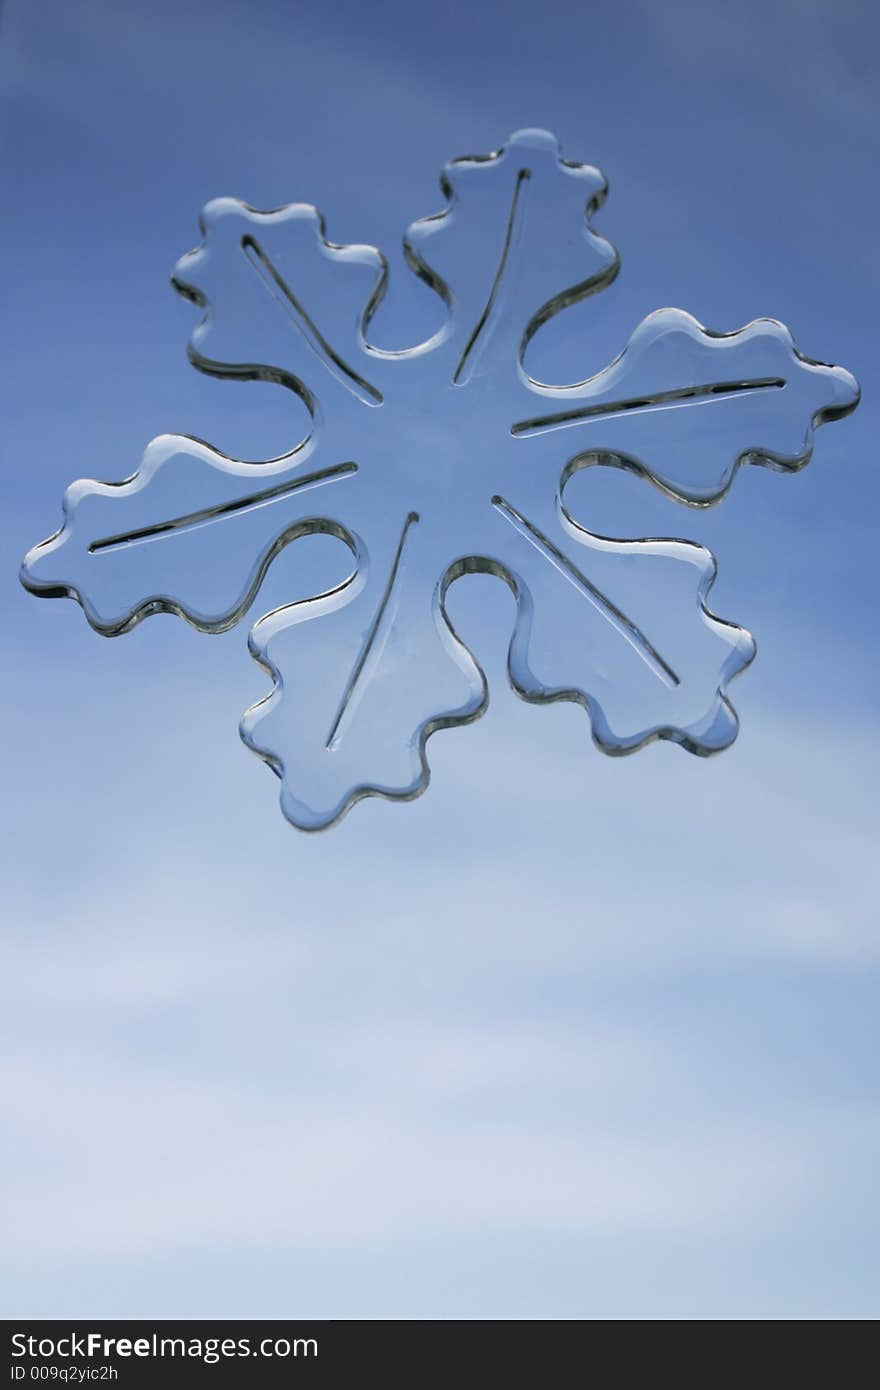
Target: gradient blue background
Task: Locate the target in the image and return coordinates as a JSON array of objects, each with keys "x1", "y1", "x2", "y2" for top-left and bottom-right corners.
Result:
[{"x1": 2, "y1": 0, "x2": 878, "y2": 1318}]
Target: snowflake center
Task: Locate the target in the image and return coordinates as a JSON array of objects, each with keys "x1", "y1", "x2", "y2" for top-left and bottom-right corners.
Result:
[{"x1": 358, "y1": 369, "x2": 517, "y2": 526}]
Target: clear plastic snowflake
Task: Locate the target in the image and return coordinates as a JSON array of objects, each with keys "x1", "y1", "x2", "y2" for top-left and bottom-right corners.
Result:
[{"x1": 21, "y1": 129, "x2": 859, "y2": 829}]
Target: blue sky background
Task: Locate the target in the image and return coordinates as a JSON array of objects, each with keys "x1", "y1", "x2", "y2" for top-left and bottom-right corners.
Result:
[{"x1": 2, "y1": 0, "x2": 878, "y2": 1317}]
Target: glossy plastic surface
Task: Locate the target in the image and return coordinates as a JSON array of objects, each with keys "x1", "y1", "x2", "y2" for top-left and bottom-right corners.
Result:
[{"x1": 21, "y1": 129, "x2": 859, "y2": 828}]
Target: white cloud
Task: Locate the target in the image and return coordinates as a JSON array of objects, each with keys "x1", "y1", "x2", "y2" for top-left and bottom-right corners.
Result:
[{"x1": 3, "y1": 1021, "x2": 851, "y2": 1258}]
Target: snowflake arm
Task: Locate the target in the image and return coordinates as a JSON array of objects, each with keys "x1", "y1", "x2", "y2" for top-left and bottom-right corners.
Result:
[
  {"x1": 511, "y1": 308, "x2": 859, "y2": 505},
  {"x1": 19, "y1": 434, "x2": 359, "y2": 635}
]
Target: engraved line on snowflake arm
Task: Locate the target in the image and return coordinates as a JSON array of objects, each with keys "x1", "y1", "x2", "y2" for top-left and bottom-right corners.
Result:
[
  {"x1": 325, "y1": 511, "x2": 421, "y2": 751},
  {"x1": 88, "y1": 462, "x2": 358, "y2": 554},
  {"x1": 491, "y1": 495, "x2": 680, "y2": 689},
  {"x1": 241, "y1": 236, "x2": 383, "y2": 406},
  {"x1": 510, "y1": 377, "x2": 785, "y2": 436},
  {"x1": 452, "y1": 169, "x2": 531, "y2": 387}
]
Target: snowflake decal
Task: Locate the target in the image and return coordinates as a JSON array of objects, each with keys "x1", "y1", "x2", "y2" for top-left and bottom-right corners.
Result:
[{"x1": 21, "y1": 129, "x2": 859, "y2": 829}]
